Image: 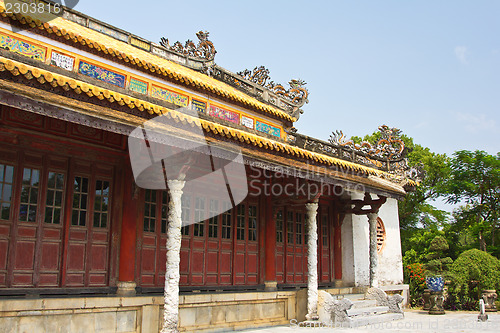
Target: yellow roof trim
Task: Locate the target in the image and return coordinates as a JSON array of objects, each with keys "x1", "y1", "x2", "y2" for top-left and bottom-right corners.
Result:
[
  {"x1": 0, "y1": 55, "x2": 416, "y2": 187},
  {"x1": 0, "y1": 1, "x2": 295, "y2": 122}
]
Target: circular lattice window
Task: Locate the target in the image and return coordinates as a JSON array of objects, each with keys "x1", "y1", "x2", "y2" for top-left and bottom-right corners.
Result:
[{"x1": 376, "y1": 217, "x2": 386, "y2": 252}]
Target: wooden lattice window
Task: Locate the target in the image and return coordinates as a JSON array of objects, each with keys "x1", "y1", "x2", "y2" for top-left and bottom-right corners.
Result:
[
  {"x1": 377, "y1": 217, "x2": 386, "y2": 252},
  {"x1": 71, "y1": 176, "x2": 88, "y2": 226},
  {"x1": 236, "y1": 204, "x2": 245, "y2": 240},
  {"x1": 19, "y1": 168, "x2": 40, "y2": 222},
  {"x1": 208, "y1": 199, "x2": 218, "y2": 238},
  {"x1": 276, "y1": 210, "x2": 283, "y2": 243},
  {"x1": 143, "y1": 190, "x2": 157, "y2": 232},
  {"x1": 0, "y1": 164, "x2": 14, "y2": 220},
  {"x1": 193, "y1": 197, "x2": 205, "y2": 237},
  {"x1": 45, "y1": 172, "x2": 65, "y2": 224},
  {"x1": 221, "y1": 202, "x2": 232, "y2": 239},
  {"x1": 180, "y1": 194, "x2": 191, "y2": 236},
  {"x1": 248, "y1": 205, "x2": 257, "y2": 241}
]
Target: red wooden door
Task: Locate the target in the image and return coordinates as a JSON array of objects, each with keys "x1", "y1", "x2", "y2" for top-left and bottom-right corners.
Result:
[
  {"x1": 0, "y1": 162, "x2": 15, "y2": 287},
  {"x1": 138, "y1": 189, "x2": 168, "y2": 287},
  {"x1": 319, "y1": 209, "x2": 331, "y2": 282},
  {"x1": 275, "y1": 209, "x2": 285, "y2": 284},
  {"x1": 64, "y1": 162, "x2": 113, "y2": 287},
  {"x1": 284, "y1": 209, "x2": 308, "y2": 284},
  {"x1": 233, "y1": 202, "x2": 259, "y2": 285}
]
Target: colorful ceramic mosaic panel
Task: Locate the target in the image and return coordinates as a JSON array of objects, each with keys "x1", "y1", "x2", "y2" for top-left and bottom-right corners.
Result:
[
  {"x1": 50, "y1": 51, "x2": 75, "y2": 71},
  {"x1": 256, "y1": 121, "x2": 281, "y2": 137},
  {"x1": 241, "y1": 116, "x2": 254, "y2": 129},
  {"x1": 129, "y1": 78, "x2": 148, "y2": 95},
  {"x1": 208, "y1": 105, "x2": 240, "y2": 124},
  {"x1": 151, "y1": 85, "x2": 189, "y2": 107},
  {"x1": 78, "y1": 61, "x2": 126, "y2": 88},
  {"x1": 192, "y1": 99, "x2": 206, "y2": 113},
  {"x1": 0, "y1": 33, "x2": 46, "y2": 61}
]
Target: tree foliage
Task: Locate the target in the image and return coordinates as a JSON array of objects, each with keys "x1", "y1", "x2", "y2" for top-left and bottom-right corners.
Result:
[
  {"x1": 448, "y1": 249, "x2": 500, "y2": 309},
  {"x1": 443, "y1": 150, "x2": 500, "y2": 252},
  {"x1": 424, "y1": 236, "x2": 453, "y2": 277}
]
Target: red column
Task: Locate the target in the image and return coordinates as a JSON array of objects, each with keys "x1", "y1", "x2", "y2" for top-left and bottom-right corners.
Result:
[
  {"x1": 264, "y1": 187, "x2": 277, "y2": 290},
  {"x1": 117, "y1": 163, "x2": 139, "y2": 295},
  {"x1": 334, "y1": 212, "x2": 343, "y2": 280}
]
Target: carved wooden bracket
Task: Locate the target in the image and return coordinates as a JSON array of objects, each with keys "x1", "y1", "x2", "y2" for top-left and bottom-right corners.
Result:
[{"x1": 341, "y1": 192, "x2": 387, "y2": 215}]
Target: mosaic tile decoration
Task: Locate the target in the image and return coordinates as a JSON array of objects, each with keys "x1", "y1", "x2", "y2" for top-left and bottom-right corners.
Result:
[
  {"x1": 151, "y1": 85, "x2": 189, "y2": 107},
  {"x1": 208, "y1": 105, "x2": 240, "y2": 124},
  {"x1": 256, "y1": 121, "x2": 281, "y2": 137},
  {"x1": 0, "y1": 32, "x2": 46, "y2": 61},
  {"x1": 78, "y1": 61, "x2": 126, "y2": 88},
  {"x1": 191, "y1": 99, "x2": 206, "y2": 113},
  {"x1": 50, "y1": 51, "x2": 75, "y2": 71},
  {"x1": 129, "y1": 78, "x2": 148, "y2": 95},
  {"x1": 241, "y1": 115, "x2": 254, "y2": 129}
]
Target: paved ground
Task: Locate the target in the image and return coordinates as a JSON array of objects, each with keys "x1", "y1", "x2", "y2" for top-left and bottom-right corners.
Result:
[{"x1": 237, "y1": 310, "x2": 500, "y2": 333}]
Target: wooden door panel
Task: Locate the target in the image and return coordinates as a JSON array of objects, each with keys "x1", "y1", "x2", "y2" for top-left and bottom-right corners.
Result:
[
  {"x1": 40, "y1": 242, "x2": 60, "y2": 270},
  {"x1": 247, "y1": 254, "x2": 258, "y2": 274},
  {"x1": 14, "y1": 240, "x2": 35, "y2": 269},
  {"x1": 206, "y1": 252, "x2": 218, "y2": 273},
  {"x1": 67, "y1": 243, "x2": 86, "y2": 270},
  {"x1": 12, "y1": 273, "x2": 32, "y2": 286},
  {"x1": 38, "y1": 272, "x2": 58, "y2": 286},
  {"x1": 88, "y1": 273, "x2": 106, "y2": 285},
  {"x1": 191, "y1": 250, "x2": 205, "y2": 273},
  {"x1": 141, "y1": 247, "x2": 156, "y2": 273},
  {"x1": 90, "y1": 244, "x2": 108, "y2": 271}
]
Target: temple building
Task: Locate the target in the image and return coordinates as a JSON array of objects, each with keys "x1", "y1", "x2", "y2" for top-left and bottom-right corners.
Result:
[{"x1": 0, "y1": 1, "x2": 416, "y2": 332}]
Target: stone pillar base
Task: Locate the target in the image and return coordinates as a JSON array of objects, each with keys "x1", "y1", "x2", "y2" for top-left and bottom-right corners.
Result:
[
  {"x1": 428, "y1": 291, "x2": 445, "y2": 315},
  {"x1": 264, "y1": 281, "x2": 278, "y2": 291},
  {"x1": 117, "y1": 281, "x2": 137, "y2": 296}
]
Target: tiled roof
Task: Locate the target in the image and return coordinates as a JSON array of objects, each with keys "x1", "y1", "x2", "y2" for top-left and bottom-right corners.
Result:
[
  {"x1": 0, "y1": 1, "x2": 295, "y2": 122},
  {"x1": 0, "y1": 55, "x2": 417, "y2": 192}
]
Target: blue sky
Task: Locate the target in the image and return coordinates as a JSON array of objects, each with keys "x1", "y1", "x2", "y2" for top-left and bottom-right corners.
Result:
[{"x1": 72, "y1": 0, "x2": 499, "y2": 157}]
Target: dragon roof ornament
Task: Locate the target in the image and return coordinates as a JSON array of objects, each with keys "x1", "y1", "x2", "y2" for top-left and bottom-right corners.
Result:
[
  {"x1": 160, "y1": 31, "x2": 216, "y2": 61},
  {"x1": 328, "y1": 125, "x2": 423, "y2": 187},
  {"x1": 237, "y1": 66, "x2": 309, "y2": 108}
]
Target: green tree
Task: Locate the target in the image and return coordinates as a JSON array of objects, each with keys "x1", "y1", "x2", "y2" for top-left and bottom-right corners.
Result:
[
  {"x1": 352, "y1": 130, "x2": 451, "y2": 247},
  {"x1": 444, "y1": 150, "x2": 500, "y2": 253},
  {"x1": 424, "y1": 235, "x2": 453, "y2": 277}
]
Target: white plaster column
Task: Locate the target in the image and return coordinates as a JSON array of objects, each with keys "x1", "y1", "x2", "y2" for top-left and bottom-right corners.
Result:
[
  {"x1": 161, "y1": 180, "x2": 186, "y2": 333},
  {"x1": 367, "y1": 212, "x2": 379, "y2": 288},
  {"x1": 305, "y1": 201, "x2": 319, "y2": 321}
]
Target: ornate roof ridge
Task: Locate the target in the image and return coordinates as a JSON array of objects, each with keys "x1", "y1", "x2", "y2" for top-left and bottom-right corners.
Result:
[
  {"x1": 212, "y1": 65, "x2": 309, "y2": 121},
  {"x1": 0, "y1": 55, "x2": 416, "y2": 190}
]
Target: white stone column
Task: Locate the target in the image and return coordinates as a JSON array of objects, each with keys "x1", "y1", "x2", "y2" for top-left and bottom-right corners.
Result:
[
  {"x1": 161, "y1": 180, "x2": 186, "y2": 333},
  {"x1": 305, "y1": 201, "x2": 319, "y2": 321},
  {"x1": 367, "y1": 212, "x2": 379, "y2": 288}
]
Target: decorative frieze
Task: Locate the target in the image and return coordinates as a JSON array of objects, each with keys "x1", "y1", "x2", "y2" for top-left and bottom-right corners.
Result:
[
  {"x1": 78, "y1": 60, "x2": 126, "y2": 88},
  {"x1": 151, "y1": 85, "x2": 189, "y2": 107},
  {"x1": 208, "y1": 105, "x2": 239, "y2": 124},
  {"x1": 0, "y1": 32, "x2": 46, "y2": 61},
  {"x1": 129, "y1": 78, "x2": 148, "y2": 95}
]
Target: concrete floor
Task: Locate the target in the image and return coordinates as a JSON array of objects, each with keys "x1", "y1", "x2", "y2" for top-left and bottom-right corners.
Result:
[{"x1": 237, "y1": 310, "x2": 500, "y2": 333}]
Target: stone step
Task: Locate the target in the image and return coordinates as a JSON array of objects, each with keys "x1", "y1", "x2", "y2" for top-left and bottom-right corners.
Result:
[
  {"x1": 337, "y1": 293, "x2": 365, "y2": 301},
  {"x1": 351, "y1": 299, "x2": 378, "y2": 309},
  {"x1": 349, "y1": 312, "x2": 404, "y2": 328},
  {"x1": 347, "y1": 306, "x2": 389, "y2": 317}
]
